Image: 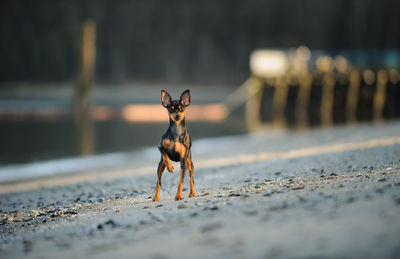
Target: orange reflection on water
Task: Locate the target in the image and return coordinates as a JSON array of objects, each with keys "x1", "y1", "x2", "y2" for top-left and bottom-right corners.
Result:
[
  {"x1": 121, "y1": 104, "x2": 228, "y2": 122},
  {"x1": 92, "y1": 106, "x2": 114, "y2": 121}
]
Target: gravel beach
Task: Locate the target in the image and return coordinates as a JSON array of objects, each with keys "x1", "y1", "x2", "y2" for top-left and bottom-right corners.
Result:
[{"x1": 1, "y1": 121, "x2": 400, "y2": 258}]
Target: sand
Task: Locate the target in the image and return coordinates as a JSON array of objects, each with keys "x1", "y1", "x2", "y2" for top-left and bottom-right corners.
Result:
[{"x1": 1, "y1": 121, "x2": 400, "y2": 258}]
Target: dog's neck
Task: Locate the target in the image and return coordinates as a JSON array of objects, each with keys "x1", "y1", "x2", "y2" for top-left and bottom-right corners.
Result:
[{"x1": 168, "y1": 118, "x2": 186, "y2": 137}]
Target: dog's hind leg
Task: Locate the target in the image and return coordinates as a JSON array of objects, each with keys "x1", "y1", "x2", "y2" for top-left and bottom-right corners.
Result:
[
  {"x1": 152, "y1": 157, "x2": 165, "y2": 202},
  {"x1": 187, "y1": 151, "x2": 195, "y2": 197},
  {"x1": 175, "y1": 159, "x2": 187, "y2": 201}
]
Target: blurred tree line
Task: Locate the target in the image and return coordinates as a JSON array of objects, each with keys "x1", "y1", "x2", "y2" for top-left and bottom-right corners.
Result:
[{"x1": 0, "y1": 0, "x2": 399, "y2": 85}]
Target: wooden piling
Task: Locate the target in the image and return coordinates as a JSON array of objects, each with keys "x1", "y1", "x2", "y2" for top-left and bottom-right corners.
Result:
[
  {"x1": 296, "y1": 72, "x2": 313, "y2": 129},
  {"x1": 272, "y1": 76, "x2": 290, "y2": 128},
  {"x1": 320, "y1": 72, "x2": 335, "y2": 128},
  {"x1": 373, "y1": 69, "x2": 389, "y2": 123},
  {"x1": 245, "y1": 76, "x2": 264, "y2": 131},
  {"x1": 75, "y1": 20, "x2": 96, "y2": 156},
  {"x1": 346, "y1": 68, "x2": 361, "y2": 124}
]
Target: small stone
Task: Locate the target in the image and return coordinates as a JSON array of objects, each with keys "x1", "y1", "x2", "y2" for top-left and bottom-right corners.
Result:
[
  {"x1": 268, "y1": 206, "x2": 280, "y2": 211},
  {"x1": 200, "y1": 222, "x2": 222, "y2": 232},
  {"x1": 298, "y1": 196, "x2": 307, "y2": 203},
  {"x1": 209, "y1": 205, "x2": 218, "y2": 211},
  {"x1": 376, "y1": 178, "x2": 386, "y2": 182},
  {"x1": 292, "y1": 185, "x2": 305, "y2": 190},
  {"x1": 356, "y1": 173, "x2": 362, "y2": 177},
  {"x1": 115, "y1": 209, "x2": 120, "y2": 212},
  {"x1": 177, "y1": 204, "x2": 188, "y2": 209},
  {"x1": 23, "y1": 240, "x2": 34, "y2": 253},
  {"x1": 105, "y1": 219, "x2": 117, "y2": 227},
  {"x1": 229, "y1": 193, "x2": 241, "y2": 197},
  {"x1": 155, "y1": 204, "x2": 163, "y2": 208},
  {"x1": 244, "y1": 211, "x2": 258, "y2": 216}
]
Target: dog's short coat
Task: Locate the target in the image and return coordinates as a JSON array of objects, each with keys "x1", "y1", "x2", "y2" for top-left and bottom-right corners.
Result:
[{"x1": 152, "y1": 90, "x2": 195, "y2": 201}]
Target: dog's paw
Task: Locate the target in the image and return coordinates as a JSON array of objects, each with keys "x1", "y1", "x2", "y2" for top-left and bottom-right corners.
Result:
[
  {"x1": 189, "y1": 192, "x2": 196, "y2": 198},
  {"x1": 166, "y1": 163, "x2": 174, "y2": 173},
  {"x1": 175, "y1": 194, "x2": 182, "y2": 201},
  {"x1": 152, "y1": 196, "x2": 159, "y2": 202}
]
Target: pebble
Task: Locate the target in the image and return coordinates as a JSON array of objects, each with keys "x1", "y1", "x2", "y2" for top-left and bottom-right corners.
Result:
[
  {"x1": 228, "y1": 193, "x2": 241, "y2": 197},
  {"x1": 200, "y1": 222, "x2": 222, "y2": 233},
  {"x1": 23, "y1": 240, "x2": 34, "y2": 253},
  {"x1": 244, "y1": 211, "x2": 258, "y2": 216},
  {"x1": 208, "y1": 205, "x2": 218, "y2": 211},
  {"x1": 177, "y1": 204, "x2": 188, "y2": 209},
  {"x1": 376, "y1": 178, "x2": 386, "y2": 182},
  {"x1": 346, "y1": 197, "x2": 356, "y2": 203}
]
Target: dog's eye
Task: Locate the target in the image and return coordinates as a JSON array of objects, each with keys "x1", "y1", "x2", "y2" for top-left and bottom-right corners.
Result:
[{"x1": 171, "y1": 106, "x2": 175, "y2": 110}]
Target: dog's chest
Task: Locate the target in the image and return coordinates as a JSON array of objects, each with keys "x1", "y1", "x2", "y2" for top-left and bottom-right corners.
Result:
[{"x1": 166, "y1": 144, "x2": 181, "y2": 162}]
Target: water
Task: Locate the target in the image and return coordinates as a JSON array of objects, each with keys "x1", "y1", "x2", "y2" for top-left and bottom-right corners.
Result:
[{"x1": 0, "y1": 118, "x2": 246, "y2": 166}]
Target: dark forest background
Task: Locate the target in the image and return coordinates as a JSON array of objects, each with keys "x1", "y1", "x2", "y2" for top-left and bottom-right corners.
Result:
[{"x1": 1, "y1": 0, "x2": 399, "y2": 85}]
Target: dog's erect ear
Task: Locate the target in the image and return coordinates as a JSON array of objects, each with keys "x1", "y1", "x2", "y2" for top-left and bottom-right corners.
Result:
[
  {"x1": 180, "y1": 90, "x2": 191, "y2": 106},
  {"x1": 161, "y1": 90, "x2": 171, "y2": 107}
]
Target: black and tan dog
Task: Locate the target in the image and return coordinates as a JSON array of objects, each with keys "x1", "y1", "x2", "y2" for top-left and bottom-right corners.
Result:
[{"x1": 152, "y1": 90, "x2": 195, "y2": 201}]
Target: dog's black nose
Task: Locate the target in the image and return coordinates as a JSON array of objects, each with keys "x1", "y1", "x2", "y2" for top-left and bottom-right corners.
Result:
[{"x1": 175, "y1": 114, "x2": 180, "y2": 120}]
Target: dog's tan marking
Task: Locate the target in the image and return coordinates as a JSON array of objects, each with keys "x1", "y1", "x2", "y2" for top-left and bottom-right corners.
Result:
[
  {"x1": 169, "y1": 109, "x2": 186, "y2": 124},
  {"x1": 162, "y1": 139, "x2": 174, "y2": 149},
  {"x1": 162, "y1": 153, "x2": 174, "y2": 173},
  {"x1": 187, "y1": 156, "x2": 195, "y2": 197},
  {"x1": 174, "y1": 142, "x2": 186, "y2": 158}
]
